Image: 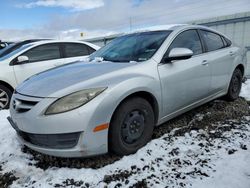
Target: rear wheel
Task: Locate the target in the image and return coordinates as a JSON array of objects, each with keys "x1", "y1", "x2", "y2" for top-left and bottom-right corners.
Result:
[
  {"x1": 109, "y1": 97, "x2": 155, "y2": 156},
  {"x1": 0, "y1": 85, "x2": 12, "y2": 109},
  {"x1": 225, "y1": 68, "x2": 243, "y2": 101}
]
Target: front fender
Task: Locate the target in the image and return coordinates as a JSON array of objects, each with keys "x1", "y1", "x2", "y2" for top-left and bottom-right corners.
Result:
[{"x1": 89, "y1": 75, "x2": 162, "y2": 128}]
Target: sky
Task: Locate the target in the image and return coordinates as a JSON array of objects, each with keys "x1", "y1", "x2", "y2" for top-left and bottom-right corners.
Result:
[{"x1": 1, "y1": 0, "x2": 250, "y2": 41}]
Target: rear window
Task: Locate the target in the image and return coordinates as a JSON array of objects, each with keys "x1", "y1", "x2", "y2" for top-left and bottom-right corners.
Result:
[
  {"x1": 88, "y1": 46, "x2": 96, "y2": 54},
  {"x1": 200, "y1": 30, "x2": 224, "y2": 52},
  {"x1": 64, "y1": 43, "x2": 90, "y2": 58},
  {"x1": 223, "y1": 37, "x2": 232, "y2": 47}
]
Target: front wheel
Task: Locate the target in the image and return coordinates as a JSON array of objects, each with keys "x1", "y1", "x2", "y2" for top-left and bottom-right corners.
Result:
[
  {"x1": 0, "y1": 85, "x2": 12, "y2": 109},
  {"x1": 109, "y1": 97, "x2": 155, "y2": 156},
  {"x1": 224, "y1": 68, "x2": 243, "y2": 101}
]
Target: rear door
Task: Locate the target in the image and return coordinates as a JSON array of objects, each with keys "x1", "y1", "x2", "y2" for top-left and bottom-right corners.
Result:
[
  {"x1": 199, "y1": 30, "x2": 235, "y2": 93},
  {"x1": 13, "y1": 43, "x2": 64, "y2": 84},
  {"x1": 62, "y1": 43, "x2": 95, "y2": 64},
  {"x1": 158, "y1": 29, "x2": 211, "y2": 116}
]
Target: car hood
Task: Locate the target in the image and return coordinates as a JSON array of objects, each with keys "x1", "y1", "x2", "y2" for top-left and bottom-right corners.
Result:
[{"x1": 16, "y1": 61, "x2": 135, "y2": 98}]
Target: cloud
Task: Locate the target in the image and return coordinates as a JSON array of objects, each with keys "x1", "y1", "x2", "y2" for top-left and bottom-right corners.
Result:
[
  {"x1": 43, "y1": 0, "x2": 250, "y2": 31},
  {"x1": 2, "y1": 0, "x2": 250, "y2": 41},
  {"x1": 0, "y1": 27, "x2": 117, "y2": 42},
  {"x1": 22, "y1": 0, "x2": 104, "y2": 11}
]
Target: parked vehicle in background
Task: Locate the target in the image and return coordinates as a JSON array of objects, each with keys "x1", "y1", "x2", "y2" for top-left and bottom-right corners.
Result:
[
  {"x1": 0, "y1": 39, "x2": 45, "y2": 57},
  {"x1": 0, "y1": 40, "x2": 9, "y2": 50},
  {"x1": 8, "y1": 24, "x2": 246, "y2": 157},
  {"x1": 0, "y1": 40, "x2": 100, "y2": 109}
]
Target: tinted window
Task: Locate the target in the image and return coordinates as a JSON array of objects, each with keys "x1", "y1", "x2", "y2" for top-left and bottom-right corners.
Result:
[
  {"x1": 90, "y1": 31, "x2": 172, "y2": 62},
  {"x1": 168, "y1": 30, "x2": 202, "y2": 55},
  {"x1": 88, "y1": 46, "x2": 96, "y2": 54},
  {"x1": 23, "y1": 44, "x2": 60, "y2": 63},
  {"x1": 224, "y1": 37, "x2": 232, "y2": 47},
  {"x1": 200, "y1": 30, "x2": 224, "y2": 52},
  {"x1": 65, "y1": 43, "x2": 89, "y2": 57},
  {"x1": 221, "y1": 37, "x2": 228, "y2": 47}
]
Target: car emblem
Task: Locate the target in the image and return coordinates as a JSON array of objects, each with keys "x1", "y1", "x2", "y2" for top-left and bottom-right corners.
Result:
[
  {"x1": 13, "y1": 99, "x2": 21, "y2": 110},
  {"x1": 13, "y1": 100, "x2": 16, "y2": 110}
]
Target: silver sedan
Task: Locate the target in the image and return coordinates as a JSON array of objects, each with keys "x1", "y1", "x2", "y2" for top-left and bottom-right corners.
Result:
[{"x1": 8, "y1": 24, "x2": 247, "y2": 157}]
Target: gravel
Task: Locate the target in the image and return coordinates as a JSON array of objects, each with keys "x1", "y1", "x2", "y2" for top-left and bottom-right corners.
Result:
[{"x1": 0, "y1": 170, "x2": 18, "y2": 188}]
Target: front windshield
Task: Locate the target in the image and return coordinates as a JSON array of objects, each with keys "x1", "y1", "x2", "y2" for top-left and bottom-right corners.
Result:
[
  {"x1": 0, "y1": 43, "x2": 16, "y2": 57},
  {"x1": 0, "y1": 44, "x2": 32, "y2": 61},
  {"x1": 89, "y1": 30, "x2": 172, "y2": 62},
  {"x1": 0, "y1": 40, "x2": 42, "y2": 58}
]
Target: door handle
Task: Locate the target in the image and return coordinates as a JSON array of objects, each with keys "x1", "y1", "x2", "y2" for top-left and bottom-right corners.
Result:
[
  {"x1": 201, "y1": 60, "x2": 208, "y2": 66},
  {"x1": 229, "y1": 51, "x2": 235, "y2": 56}
]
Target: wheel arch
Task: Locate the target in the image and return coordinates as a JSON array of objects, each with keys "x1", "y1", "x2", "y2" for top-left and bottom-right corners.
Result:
[
  {"x1": 110, "y1": 91, "x2": 159, "y2": 125},
  {"x1": 235, "y1": 64, "x2": 244, "y2": 76},
  {"x1": 0, "y1": 80, "x2": 14, "y2": 93}
]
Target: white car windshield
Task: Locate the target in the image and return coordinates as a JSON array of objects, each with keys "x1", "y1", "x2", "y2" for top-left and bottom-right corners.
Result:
[
  {"x1": 89, "y1": 30, "x2": 172, "y2": 63},
  {"x1": 0, "y1": 44, "x2": 32, "y2": 61}
]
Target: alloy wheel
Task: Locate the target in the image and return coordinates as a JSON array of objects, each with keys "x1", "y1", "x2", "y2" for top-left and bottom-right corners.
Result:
[{"x1": 0, "y1": 89, "x2": 9, "y2": 109}]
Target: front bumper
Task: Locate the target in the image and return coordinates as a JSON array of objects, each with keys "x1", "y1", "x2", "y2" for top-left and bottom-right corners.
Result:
[
  {"x1": 8, "y1": 116, "x2": 80, "y2": 149},
  {"x1": 8, "y1": 116, "x2": 107, "y2": 157},
  {"x1": 8, "y1": 92, "x2": 113, "y2": 157}
]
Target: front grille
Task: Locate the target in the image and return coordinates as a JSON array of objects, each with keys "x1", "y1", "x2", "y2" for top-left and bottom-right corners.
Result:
[
  {"x1": 18, "y1": 131, "x2": 81, "y2": 149},
  {"x1": 14, "y1": 99, "x2": 38, "y2": 113},
  {"x1": 13, "y1": 96, "x2": 41, "y2": 113}
]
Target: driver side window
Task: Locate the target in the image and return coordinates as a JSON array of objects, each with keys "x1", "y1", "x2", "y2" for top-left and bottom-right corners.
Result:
[
  {"x1": 168, "y1": 30, "x2": 203, "y2": 56},
  {"x1": 22, "y1": 44, "x2": 61, "y2": 63}
]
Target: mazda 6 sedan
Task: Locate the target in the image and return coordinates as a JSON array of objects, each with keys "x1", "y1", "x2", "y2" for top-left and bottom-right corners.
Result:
[{"x1": 8, "y1": 24, "x2": 247, "y2": 157}]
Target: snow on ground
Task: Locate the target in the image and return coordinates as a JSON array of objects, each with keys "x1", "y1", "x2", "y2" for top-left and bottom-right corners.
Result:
[
  {"x1": 241, "y1": 79, "x2": 250, "y2": 101},
  {"x1": 0, "y1": 80, "x2": 249, "y2": 188}
]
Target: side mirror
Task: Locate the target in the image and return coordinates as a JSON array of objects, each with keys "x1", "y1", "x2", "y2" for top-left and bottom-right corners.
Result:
[
  {"x1": 164, "y1": 48, "x2": 193, "y2": 63},
  {"x1": 17, "y1": 56, "x2": 29, "y2": 64}
]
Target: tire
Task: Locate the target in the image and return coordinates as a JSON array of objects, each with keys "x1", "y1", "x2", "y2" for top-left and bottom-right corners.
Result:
[
  {"x1": 109, "y1": 97, "x2": 155, "y2": 156},
  {"x1": 224, "y1": 68, "x2": 243, "y2": 101},
  {"x1": 0, "y1": 85, "x2": 12, "y2": 109}
]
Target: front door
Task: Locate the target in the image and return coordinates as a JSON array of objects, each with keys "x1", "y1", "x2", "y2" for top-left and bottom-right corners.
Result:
[
  {"x1": 13, "y1": 43, "x2": 64, "y2": 84},
  {"x1": 158, "y1": 29, "x2": 211, "y2": 117}
]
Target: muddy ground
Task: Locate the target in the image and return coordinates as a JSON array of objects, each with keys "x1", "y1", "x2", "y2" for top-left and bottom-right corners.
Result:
[{"x1": 0, "y1": 97, "x2": 249, "y2": 187}]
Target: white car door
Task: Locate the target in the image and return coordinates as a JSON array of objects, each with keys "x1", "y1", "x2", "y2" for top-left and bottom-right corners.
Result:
[
  {"x1": 158, "y1": 29, "x2": 211, "y2": 116},
  {"x1": 62, "y1": 43, "x2": 96, "y2": 64},
  {"x1": 13, "y1": 43, "x2": 64, "y2": 84}
]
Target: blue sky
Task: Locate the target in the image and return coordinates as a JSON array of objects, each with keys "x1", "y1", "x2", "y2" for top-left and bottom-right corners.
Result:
[
  {"x1": 1, "y1": 0, "x2": 77, "y2": 29},
  {"x1": 1, "y1": 0, "x2": 144, "y2": 29},
  {"x1": 1, "y1": 0, "x2": 250, "y2": 41}
]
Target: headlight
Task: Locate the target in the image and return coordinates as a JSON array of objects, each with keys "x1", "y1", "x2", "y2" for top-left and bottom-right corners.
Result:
[{"x1": 45, "y1": 87, "x2": 106, "y2": 115}]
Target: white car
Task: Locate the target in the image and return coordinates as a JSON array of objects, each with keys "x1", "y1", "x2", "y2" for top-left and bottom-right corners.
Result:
[{"x1": 0, "y1": 40, "x2": 99, "y2": 109}]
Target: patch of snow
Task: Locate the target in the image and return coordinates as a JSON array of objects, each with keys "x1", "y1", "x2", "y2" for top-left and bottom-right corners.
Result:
[
  {"x1": 240, "y1": 79, "x2": 250, "y2": 101},
  {"x1": 0, "y1": 109, "x2": 250, "y2": 187},
  {"x1": 192, "y1": 149, "x2": 250, "y2": 188}
]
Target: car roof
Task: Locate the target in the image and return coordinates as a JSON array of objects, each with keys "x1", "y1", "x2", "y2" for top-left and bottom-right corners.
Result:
[
  {"x1": 127, "y1": 24, "x2": 229, "y2": 39},
  {"x1": 129, "y1": 24, "x2": 216, "y2": 33},
  {"x1": 26, "y1": 40, "x2": 100, "y2": 50},
  {"x1": 133, "y1": 24, "x2": 187, "y2": 33}
]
